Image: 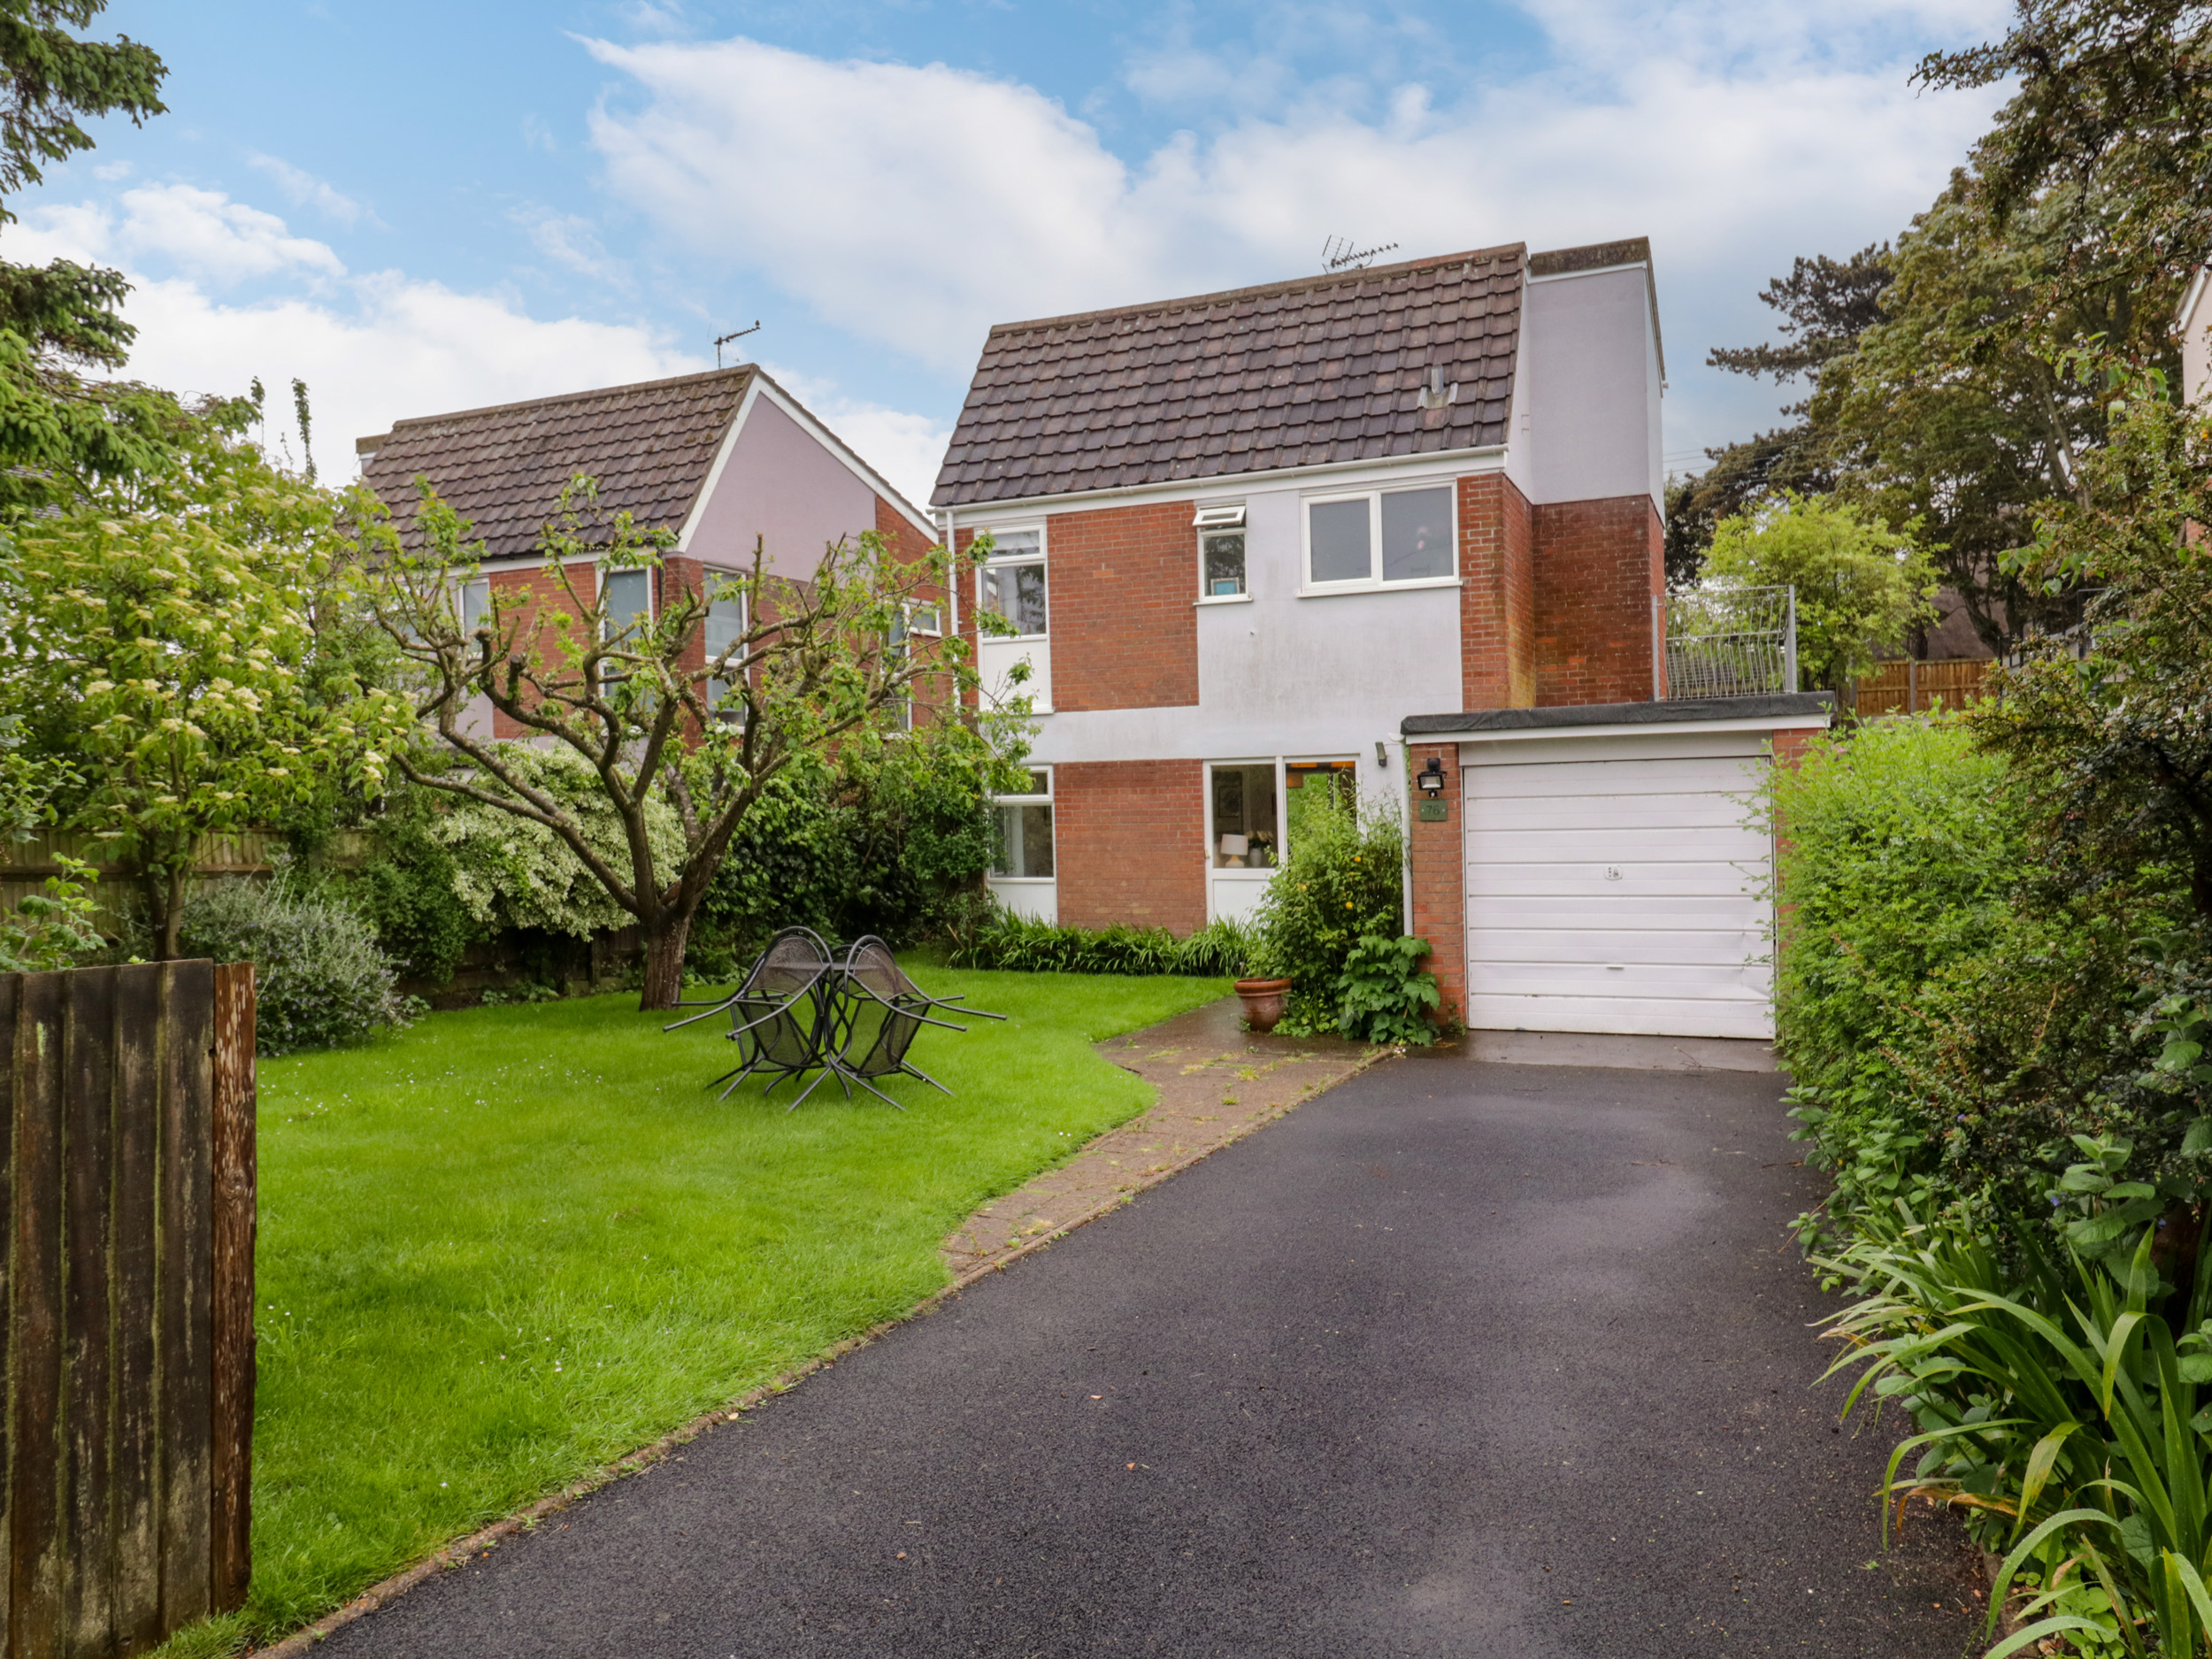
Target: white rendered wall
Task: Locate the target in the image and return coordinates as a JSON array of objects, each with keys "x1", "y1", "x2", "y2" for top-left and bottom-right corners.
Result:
[
  {"x1": 1519, "y1": 265, "x2": 1663, "y2": 509},
  {"x1": 986, "y1": 474, "x2": 1461, "y2": 816}
]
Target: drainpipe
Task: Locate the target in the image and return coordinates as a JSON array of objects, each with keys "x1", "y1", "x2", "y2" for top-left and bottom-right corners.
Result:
[{"x1": 1398, "y1": 737, "x2": 1415, "y2": 938}]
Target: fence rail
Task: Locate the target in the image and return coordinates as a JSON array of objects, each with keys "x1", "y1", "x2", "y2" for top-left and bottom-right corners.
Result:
[
  {"x1": 1854, "y1": 657, "x2": 1993, "y2": 715},
  {"x1": 0, "y1": 961, "x2": 255, "y2": 1656}
]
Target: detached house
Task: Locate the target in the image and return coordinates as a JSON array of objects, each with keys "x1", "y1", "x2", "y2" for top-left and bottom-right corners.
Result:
[
  {"x1": 935, "y1": 239, "x2": 1830, "y2": 1044},
  {"x1": 358, "y1": 365, "x2": 941, "y2": 739}
]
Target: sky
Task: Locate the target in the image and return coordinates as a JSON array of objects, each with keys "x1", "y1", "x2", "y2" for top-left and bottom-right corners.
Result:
[{"x1": 2, "y1": 0, "x2": 2013, "y2": 510}]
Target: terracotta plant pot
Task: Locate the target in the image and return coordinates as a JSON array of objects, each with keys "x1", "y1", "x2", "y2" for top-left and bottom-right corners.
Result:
[{"x1": 1234, "y1": 977, "x2": 1294, "y2": 1033}]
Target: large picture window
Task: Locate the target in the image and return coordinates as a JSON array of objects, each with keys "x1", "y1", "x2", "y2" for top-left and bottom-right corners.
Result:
[
  {"x1": 979, "y1": 527, "x2": 1047, "y2": 636},
  {"x1": 1303, "y1": 485, "x2": 1455, "y2": 590},
  {"x1": 990, "y1": 769, "x2": 1054, "y2": 879}
]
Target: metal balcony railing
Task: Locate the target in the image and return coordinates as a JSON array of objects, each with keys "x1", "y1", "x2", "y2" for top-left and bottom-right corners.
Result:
[{"x1": 1655, "y1": 584, "x2": 1797, "y2": 700}]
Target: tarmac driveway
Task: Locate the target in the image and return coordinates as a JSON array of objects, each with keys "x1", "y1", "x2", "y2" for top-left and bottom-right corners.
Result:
[{"x1": 314, "y1": 1055, "x2": 1983, "y2": 1658}]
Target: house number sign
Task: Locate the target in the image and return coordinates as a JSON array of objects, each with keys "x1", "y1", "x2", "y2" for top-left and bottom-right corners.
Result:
[{"x1": 1417, "y1": 800, "x2": 1448, "y2": 821}]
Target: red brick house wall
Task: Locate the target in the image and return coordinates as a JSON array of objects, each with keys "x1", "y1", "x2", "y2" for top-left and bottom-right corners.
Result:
[
  {"x1": 1532, "y1": 494, "x2": 1663, "y2": 706},
  {"x1": 1406, "y1": 740, "x2": 1466, "y2": 1027},
  {"x1": 1048, "y1": 501, "x2": 1200, "y2": 711},
  {"x1": 1054, "y1": 759, "x2": 1206, "y2": 933},
  {"x1": 486, "y1": 562, "x2": 595, "y2": 738},
  {"x1": 1458, "y1": 472, "x2": 1534, "y2": 711}
]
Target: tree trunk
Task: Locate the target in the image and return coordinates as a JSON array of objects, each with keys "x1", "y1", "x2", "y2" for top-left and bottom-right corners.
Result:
[
  {"x1": 637, "y1": 910, "x2": 694, "y2": 1011},
  {"x1": 141, "y1": 864, "x2": 186, "y2": 961}
]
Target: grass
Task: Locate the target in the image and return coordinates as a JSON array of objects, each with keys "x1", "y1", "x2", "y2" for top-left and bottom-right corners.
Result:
[{"x1": 162, "y1": 965, "x2": 1228, "y2": 1653}]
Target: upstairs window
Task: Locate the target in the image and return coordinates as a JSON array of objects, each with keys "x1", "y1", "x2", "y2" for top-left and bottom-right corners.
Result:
[
  {"x1": 703, "y1": 575, "x2": 745, "y2": 722},
  {"x1": 601, "y1": 566, "x2": 653, "y2": 641},
  {"x1": 457, "y1": 578, "x2": 490, "y2": 638},
  {"x1": 1195, "y1": 503, "x2": 1247, "y2": 598},
  {"x1": 978, "y1": 527, "x2": 1047, "y2": 636},
  {"x1": 1304, "y1": 485, "x2": 1456, "y2": 589}
]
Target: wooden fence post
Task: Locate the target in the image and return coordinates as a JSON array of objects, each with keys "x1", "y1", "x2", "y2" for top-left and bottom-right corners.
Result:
[{"x1": 209, "y1": 966, "x2": 255, "y2": 1615}]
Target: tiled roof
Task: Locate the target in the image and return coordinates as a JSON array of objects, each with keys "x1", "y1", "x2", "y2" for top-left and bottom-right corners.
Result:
[
  {"x1": 932, "y1": 243, "x2": 1530, "y2": 509},
  {"x1": 357, "y1": 367, "x2": 753, "y2": 561}
]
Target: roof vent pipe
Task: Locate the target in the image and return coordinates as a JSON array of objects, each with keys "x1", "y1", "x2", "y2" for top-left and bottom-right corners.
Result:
[{"x1": 1418, "y1": 365, "x2": 1457, "y2": 411}]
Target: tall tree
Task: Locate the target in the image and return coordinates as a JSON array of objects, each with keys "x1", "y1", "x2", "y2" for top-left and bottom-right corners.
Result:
[
  {"x1": 0, "y1": 3, "x2": 176, "y2": 516},
  {"x1": 352, "y1": 480, "x2": 1019, "y2": 1010},
  {"x1": 1669, "y1": 246, "x2": 1893, "y2": 581},
  {"x1": 1, "y1": 405, "x2": 416, "y2": 956}
]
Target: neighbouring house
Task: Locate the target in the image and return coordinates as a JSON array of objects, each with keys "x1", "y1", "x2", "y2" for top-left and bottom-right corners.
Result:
[
  {"x1": 934, "y1": 238, "x2": 1831, "y2": 1043},
  {"x1": 357, "y1": 365, "x2": 941, "y2": 741}
]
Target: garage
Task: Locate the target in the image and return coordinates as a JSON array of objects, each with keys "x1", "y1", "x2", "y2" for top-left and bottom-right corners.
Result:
[{"x1": 1417, "y1": 697, "x2": 1832, "y2": 1041}]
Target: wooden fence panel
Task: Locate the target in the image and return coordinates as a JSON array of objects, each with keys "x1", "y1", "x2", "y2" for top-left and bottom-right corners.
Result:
[
  {"x1": 0, "y1": 962, "x2": 254, "y2": 1656},
  {"x1": 1855, "y1": 657, "x2": 1993, "y2": 715}
]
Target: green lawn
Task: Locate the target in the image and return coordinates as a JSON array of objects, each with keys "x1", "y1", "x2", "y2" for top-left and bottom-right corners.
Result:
[{"x1": 173, "y1": 967, "x2": 1227, "y2": 1653}]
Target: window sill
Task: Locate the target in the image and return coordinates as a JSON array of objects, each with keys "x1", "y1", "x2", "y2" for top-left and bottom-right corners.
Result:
[
  {"x1": 987, "y1": 875, "x2": 1056, "y2": 886},
  {"x1": 979, "y1": 633, "x2": 1049, "y2": 644},
  {"x1": 1297, "y1": 576, "x2": 1462, "y2": 598},
  {"x1": 1210, "y1": 866, "x2": 1280, "y2": 879},
  {"x1": 1194, "y1": 594, "x2": 1253, "y2": 607}
]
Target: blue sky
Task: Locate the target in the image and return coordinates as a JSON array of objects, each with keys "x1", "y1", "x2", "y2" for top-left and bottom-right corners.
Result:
[{"x1": 8, "y1": 0, "x2": 2010, "y2": 506}]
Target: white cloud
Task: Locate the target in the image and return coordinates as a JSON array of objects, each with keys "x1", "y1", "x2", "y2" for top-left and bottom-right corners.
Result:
[
  {"x1": 521, "y1": 113, "x2": 557, "y2": 153},
  {"x1": 513, "y1": 205, "x2": 629, "y2": 286},
  {"x1": 581, "y1": 8, "x2": 2013, "y2": 449},
  {"x1": 41, "y1": 181, "x2": 349, "y2": 285},
  {"x1": 3, "y1": 189, "x2": 704, "y2": 481},
  {"x1": 764, "y1": 362, "x2": 950, "y2": 512},
  {"x1": 247, "y1": 154, "x2": 372, "y2": 227}
]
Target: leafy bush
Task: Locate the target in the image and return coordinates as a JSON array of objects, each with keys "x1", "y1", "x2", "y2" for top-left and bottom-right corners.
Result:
[
  {"x1": 1333, "y1": 933, "x2": 1440, "y2": 1046},
  {"x1": 338, "y1": 783, "x2": 486, "y2": 984},
  {"x1": 427, "y1": 745, "x2": 683, "y2": 939},
  {"x1": 1248, "y1": 790, "x2": 1406, "y2": 1034},
  {"x1": 697, "y1": 720, "x2": 1012, "y2": 956},
  {"x1": 177, "y1": 878, "x2": 412, "y2": 1056},
  {"x1": 0, "y1": 855, "x2": 101, "y2": 972},
  {"x1": 1820, "y1": 1207, "x2": 2212, "y2": 1657},
  {"x1": 949, "y1": 911, "x2": 1249, "y2": 977}
]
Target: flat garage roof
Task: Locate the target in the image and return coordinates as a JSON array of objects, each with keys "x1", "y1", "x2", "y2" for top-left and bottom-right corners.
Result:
[{"x1": 1402, "y1": 693, "x2": 1835, "y2": 739}]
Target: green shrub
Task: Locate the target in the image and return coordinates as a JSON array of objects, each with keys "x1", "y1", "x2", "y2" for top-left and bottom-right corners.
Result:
[
  {"x1": 0, "y1": 855, "x2": 101, "y2": 972},
  {"x1": 1248, "y1": 790, "x2": 1406, "y2": 1033},
  {"x1": 177, "y1": 878, "x2": 413, "y2": 1056},
  {"x1": 1333, "y1": 933, "x2": 1440, "y2": 1046},
  {"x1": 338, "y1": 783, "x2": 487, "y2": 984},
  {"x1": 1820, "y1": 1207, "x2": 2212, "y2": 1657},
  {"x1": 949, "y1": 911, "x2": 1250, "y2": 976}
]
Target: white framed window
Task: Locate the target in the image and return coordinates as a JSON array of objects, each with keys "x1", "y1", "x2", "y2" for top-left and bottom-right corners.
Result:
[
  {"x1": 457, "y1": 577, "x2": 490, "y2": 637},
  {"x1": 1195, "y1": 503, "x2": 1248, "y2": 602},
  {"x1": 977, "y1": 526, "x2": 1048, "y2": 638},
  {"x1": 989, "y1": 768, "x2": 1054, "y2": 879},
  {"x1": 903, "y1": 598, "x2": 943, "y2": 637},
  {"x1": 1302, "y1": 484, "x2": 1456, "y2": 592},
  {"x1": 1208, "y1": 760, "x2": 1280, "y2": 870},
  {"x1": 600, "y1": 565, "x2": 654, "y2": 640},
  {"x1": 703, "y1": 571, "x2": 745, "y2": 723}
]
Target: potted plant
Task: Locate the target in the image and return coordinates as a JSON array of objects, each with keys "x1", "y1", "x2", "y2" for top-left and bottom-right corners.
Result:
[{"x1": 1234, "y1": 974, "x2": 1293, "y2": 1033}]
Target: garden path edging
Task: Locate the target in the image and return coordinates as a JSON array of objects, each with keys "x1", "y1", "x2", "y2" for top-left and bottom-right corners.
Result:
[{"x1": 245, "y1": 995, "x2": 1382, "y2": 1656}]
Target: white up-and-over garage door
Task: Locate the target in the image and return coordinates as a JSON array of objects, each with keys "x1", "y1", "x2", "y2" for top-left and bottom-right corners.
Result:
[{"x1": 1463, "y1": 728, "x2": 1776, "y2": 1040}]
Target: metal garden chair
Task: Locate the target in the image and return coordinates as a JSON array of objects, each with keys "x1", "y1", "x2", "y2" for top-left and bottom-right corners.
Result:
[
  {"x1": 662, "y1": 926, "x2": 837, "y2": 1102},
  {"x1": 818, "y1": 935, "x2": 1005, "y2": 1108}
]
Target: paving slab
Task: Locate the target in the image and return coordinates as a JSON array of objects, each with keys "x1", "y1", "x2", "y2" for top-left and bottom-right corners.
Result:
[{"x1": 303, "y1": 1051, "x2": 1983, "y2": 1658}]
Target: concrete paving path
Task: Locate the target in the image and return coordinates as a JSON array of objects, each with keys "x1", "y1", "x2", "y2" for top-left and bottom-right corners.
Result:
[{"x1": 314, "y1": 1055, "x2": 1983, "y2": 1658}]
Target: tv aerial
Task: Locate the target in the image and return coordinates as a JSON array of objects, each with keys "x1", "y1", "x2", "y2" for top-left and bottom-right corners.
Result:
[
  {"x1": 715, "y1": 320, "x2": 761, "y2": 369},
  {"x1": 1322, "y1": 235, "x2": 1399, "y2": 273}
]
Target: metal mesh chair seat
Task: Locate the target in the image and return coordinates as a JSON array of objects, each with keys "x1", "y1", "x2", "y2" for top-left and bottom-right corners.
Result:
[
  {"x1": 663, "y1": 926, "x2": 834, "y2": 1101},
  {"x1": 820, "y1": 936, "x2": 1004, "y2": 1108}
]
